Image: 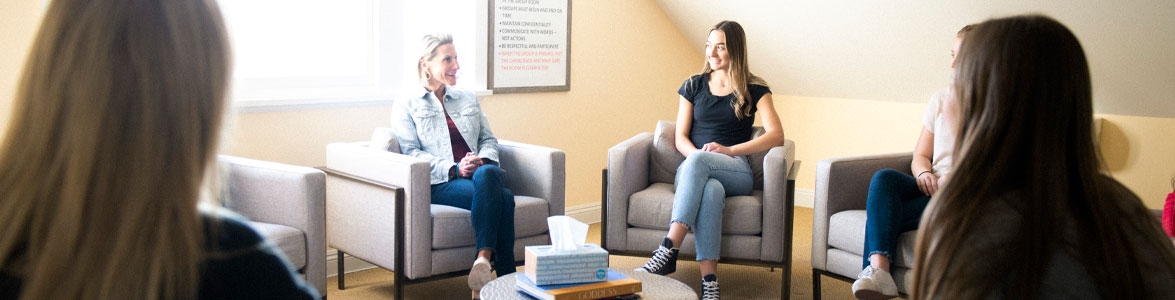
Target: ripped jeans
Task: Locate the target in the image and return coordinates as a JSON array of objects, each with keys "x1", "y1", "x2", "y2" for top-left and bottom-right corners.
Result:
[
  {"x1": 670, "y1": 151, "x2": 753, "y2": 261},
  {"x1": 861, "y1": 168, "x2": 931, "y2": 269}
]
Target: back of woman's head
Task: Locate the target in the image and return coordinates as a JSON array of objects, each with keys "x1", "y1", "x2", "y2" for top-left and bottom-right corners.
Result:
[
  {"x1": 913, "y1": 14, "x2": 1175, "y2": 299},
  {"x1": 0, "y1": 0, "x2": 230, "y2": 299}
]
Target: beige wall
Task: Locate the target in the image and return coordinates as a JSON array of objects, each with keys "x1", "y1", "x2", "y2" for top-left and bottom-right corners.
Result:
[
  {"x1": 778, "y1": 95, "x2": 1175, "y2": 209},
  {"x1": 224, "y1": 0, "x2": 698, "y2": 208},
  {"x1": 3, "y1": 0, "x2": 1172, "y2": 210},
  {"x1": 0, "y1": 0, "x2": 43, "y2": 139},
  {"x1": 657, "y1": 0, "x2": 1175, "y2": 118}
]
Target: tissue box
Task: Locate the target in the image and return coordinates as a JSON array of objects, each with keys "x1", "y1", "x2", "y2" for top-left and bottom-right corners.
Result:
[{"x1": 524, "y1": 243, "x2": 609, "y2": 285}]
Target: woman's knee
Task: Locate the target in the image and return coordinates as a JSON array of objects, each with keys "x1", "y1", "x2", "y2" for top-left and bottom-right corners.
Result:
[
  {"x1": 701, "y1": 179, "x2": 725, "y2": 204},
  {"x1": 473, "y1": 164, "x2": 505, "y2": 181},
  {"x1": 870, "y1": 168, "x2": 907, "y2": 186}
]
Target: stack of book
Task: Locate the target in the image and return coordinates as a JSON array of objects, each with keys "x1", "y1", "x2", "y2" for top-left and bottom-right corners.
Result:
[
  {"x1": 516, "y1": 269, "x2": 642, "y2": 300},
  {"x1": 519, "y1": 243, "x2": 641, "y2": 299}
]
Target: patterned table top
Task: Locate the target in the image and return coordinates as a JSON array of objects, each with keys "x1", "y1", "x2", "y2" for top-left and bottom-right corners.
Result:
[{"x1": 480, "y1": 268, "x2": 697, "y2": 300}]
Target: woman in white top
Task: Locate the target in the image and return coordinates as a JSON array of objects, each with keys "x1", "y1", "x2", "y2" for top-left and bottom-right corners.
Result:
[{"x1": 851, "y1": 24, "x2": 974, "y2": 300}]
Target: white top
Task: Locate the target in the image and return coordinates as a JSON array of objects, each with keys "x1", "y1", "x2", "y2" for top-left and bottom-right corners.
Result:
[{"x1": 922, "y1": 87, "x2": 956, "y2": 177}]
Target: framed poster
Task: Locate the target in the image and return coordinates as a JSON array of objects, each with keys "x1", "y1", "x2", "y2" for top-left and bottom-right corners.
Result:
[{"x1": 488, "y1": 0, "x2": 571, "y2": 93}]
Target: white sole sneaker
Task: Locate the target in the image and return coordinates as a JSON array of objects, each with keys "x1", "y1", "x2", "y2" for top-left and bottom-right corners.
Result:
[
  {"x1": 468, "y1": 257, "x2": 494, "y2": 290},
  {"x1": 852, "y1": 266, "x2": 898, "y2": 300}
]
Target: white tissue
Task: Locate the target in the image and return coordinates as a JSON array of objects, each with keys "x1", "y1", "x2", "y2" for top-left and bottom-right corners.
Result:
[{"x1": 547, "y1": 215, "x2": 589, "y2": 251}]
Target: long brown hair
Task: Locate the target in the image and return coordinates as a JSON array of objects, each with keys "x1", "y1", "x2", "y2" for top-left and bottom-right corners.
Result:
[
  {"x1": 0, "y1": 0, "x2": 231, "y2": 299},
  {"x1": 700, "y1": 20, "x2": 768, "y2": 119},
  {"x1": 911, "y1": 14, "x2": 1175, "y2": 299}
]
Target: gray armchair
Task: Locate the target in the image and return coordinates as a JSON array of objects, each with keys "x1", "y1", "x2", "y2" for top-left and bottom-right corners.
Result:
[
  {"x1": 323, "y1": 128, "x2": 565, "y2": 299},
  {"x1": 811, "y1": 152, "x2": 915, "y2": 300},
  {"x1": 603, "y1": 121, "x2": 799, "y2": 297},
  {"x1": 218, "y1": 155, "x2": 327, "y2": 297}
]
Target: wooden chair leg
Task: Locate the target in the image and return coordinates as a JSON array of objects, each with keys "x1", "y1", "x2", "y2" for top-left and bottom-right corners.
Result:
[{"x1": 337, "y1": 250, "x2": 345, "y2": 290}]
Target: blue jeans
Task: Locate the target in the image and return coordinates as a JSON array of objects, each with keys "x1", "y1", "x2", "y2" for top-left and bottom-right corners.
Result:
[
  {"x1": 431, "y1": 164, "x2": 516, "y2": 275},
  {"x1": 670, "y1": 151, "x2": 753, "y2": 261},
  {"x1": 862, "y1": 169, "x2": 930, "y2": 269}
]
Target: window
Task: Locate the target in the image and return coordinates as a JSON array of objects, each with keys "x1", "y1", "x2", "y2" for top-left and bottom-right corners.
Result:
[{"x1": 217, "y1": 0, "x2": 488, "y2": 111}]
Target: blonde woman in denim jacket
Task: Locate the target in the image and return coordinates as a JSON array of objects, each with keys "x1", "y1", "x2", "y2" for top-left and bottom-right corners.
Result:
[{"x1": 390, "y1": 34, "x2": 511, "y2": 299}]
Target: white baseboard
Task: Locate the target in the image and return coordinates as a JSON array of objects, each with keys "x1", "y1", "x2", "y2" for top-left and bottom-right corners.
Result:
[
  {"x1": 565, "y1": 202, "x2": 601, "y2": 224},
  {"x1": 326, "y1": 250, "x2": 378, "y2": 278},
  {"x1": 795, "y1": 188, "x2": 814, "y2": 208}
]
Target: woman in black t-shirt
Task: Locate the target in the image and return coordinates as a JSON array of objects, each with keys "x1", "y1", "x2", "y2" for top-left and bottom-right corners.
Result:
[{"x1": 634, "y1": 20, "x2": 784, "y2": 300}]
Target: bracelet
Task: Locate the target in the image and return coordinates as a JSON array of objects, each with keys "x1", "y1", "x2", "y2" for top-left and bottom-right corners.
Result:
[{"x1": 917, "y1": 170, "x2": 932, "y2": 178}]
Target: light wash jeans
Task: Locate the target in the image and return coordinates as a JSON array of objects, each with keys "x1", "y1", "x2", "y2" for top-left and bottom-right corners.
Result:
[{"x1": 670, "y1": 151, "x2": 753, "y2": 261}]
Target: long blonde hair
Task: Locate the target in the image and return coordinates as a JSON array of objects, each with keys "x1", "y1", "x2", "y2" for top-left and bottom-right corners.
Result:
[
  {"x1": 700, "y1": 20, "x2": 768, "y2": 119},
  {"x1": 0, "y1": 0, "x2": 231, "y2": 299},
  {"x1": 911, "y1": 15, "x2": 1175, "y2": 299}
]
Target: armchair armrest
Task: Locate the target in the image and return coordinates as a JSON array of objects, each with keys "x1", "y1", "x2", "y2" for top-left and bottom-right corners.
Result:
[
  {"x1": 498, "y1": 140, "x2": 566, "y2": 217},
  {"x1": 811, "y1": 152, "x2": 913, "y2": 269},
  {"x1": 759, "y1": 140, "x2": 796, "y2": 262},
  {"x1": 217, "y1": 155, "x2": 326, "y2": 295},
  {"x1": 604, "y1": 132, "x2": 653, "y2": 251},
  {"x1": 324, "y1": 141, "x2": 434, "y2": 278}
]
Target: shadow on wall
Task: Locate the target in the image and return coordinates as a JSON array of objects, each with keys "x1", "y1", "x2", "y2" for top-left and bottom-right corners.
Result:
[{"x1": 1099, "y1": 119, "x2": 1131, "y2": 173}]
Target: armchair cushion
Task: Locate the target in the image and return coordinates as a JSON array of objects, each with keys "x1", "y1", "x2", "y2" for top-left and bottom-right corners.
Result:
[
  {"x1": 827, "y1": 211, "x2": 917, "y2": 269},
  {"x1": 245, "y1": 221, "x2": 307, "y2": 270},
  {"x1": 626, "y1": 183, "x2": 763, "y2": 235},
  {"x1": 650, "y1": 121, "x2": 684, "y2": 184},
  {"x1": 369, "y1": 127, "x2": 400, "y2": 153},
  {"x1": 430, "y1": 195, "x2": 551, "y2": 249}
]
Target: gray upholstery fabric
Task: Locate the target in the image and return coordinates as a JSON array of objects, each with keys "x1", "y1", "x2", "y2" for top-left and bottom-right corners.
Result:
[
  {"x1": 811, "y1": 152, "x2": 915, "y2": 289},
  {"x1": 431, "y1": 195, "x2": 550, "y2": 249},
  {"x1": 625, "y1": 183, "x2": 763, "y2": 235},
  {"x1": 245, "y1": 221, "x2": 307, "y2": 270},
  {"x1": 605, "y1": 121, "x2": 796, "y2": 264},
  {"x1": 431, "y1": 234, "x2": 550, "y2": 275},
  {"x1": 649, "y1": 121, "x2": 684, "y2": 184},
  {"x1": 326, "y1": 135, "x2": 565, "y2": 280},
  {"x1": 218, "y1": 155, "x2": 327, "y2": 296},
  {"x1": 827, "y1": 211, "x2": 918, "y2": 269},
  {"x1": 606, "y1": 133, "x2": 653, "y2": 251}
]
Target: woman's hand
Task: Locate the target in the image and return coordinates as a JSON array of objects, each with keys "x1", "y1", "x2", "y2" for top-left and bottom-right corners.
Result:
[
  {"x1": 458, "y1": 153, "x2": 483, "y2": 178},
  {"x1": 916, "y1": 171, "x2": 940, "y2": 196},
  {"x1": 700, "y1": 142, "x2": 733, "y2": 156}
]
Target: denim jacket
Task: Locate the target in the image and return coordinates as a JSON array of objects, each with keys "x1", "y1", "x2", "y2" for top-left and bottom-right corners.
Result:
[{"x1": 391, "y1": 86, "x2": 499, "y2": 184}]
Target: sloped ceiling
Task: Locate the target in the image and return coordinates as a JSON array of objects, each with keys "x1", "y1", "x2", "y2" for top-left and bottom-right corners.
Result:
[{"x1": 656, "y1": 0, "x2": 1175, "y2": 118}]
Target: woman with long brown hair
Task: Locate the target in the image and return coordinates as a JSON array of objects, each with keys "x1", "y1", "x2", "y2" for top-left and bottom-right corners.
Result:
[
  {"x1": 633, "y1": 20, "x2": 784, "y2": 300},
  {"x1": 910, "y1": 14, "x2": 1175, "y2": 299},
  {"x1": 0, "y1": 0, "x2": 316, "y2": 299}
]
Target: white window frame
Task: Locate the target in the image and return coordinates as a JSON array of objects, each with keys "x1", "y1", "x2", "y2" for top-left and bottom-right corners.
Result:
[{"x1": 219, "y1": 0, "x2": 491, "y2": 113}]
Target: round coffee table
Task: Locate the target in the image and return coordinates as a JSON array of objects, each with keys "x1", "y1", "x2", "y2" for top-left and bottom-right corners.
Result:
[{"x1": 480, "y1": 269, "x2": 696, "y2": 299}]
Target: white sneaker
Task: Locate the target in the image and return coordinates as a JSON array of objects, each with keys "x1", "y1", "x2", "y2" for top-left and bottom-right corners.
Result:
[
  {"x1": 852, "y1": 266, "x2": 898, "y2": 300},
  {"x1": 468, "y1": 257, "x2": 494, "y2": 290}
]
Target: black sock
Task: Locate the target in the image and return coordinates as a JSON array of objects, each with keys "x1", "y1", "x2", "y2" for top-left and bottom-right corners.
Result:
[
  {"x1": 661, "y1": 237, "x2": 677, "y2": 250},
  {"x1": 703, "y1": 274, "x2": 717, "y2": 282}
]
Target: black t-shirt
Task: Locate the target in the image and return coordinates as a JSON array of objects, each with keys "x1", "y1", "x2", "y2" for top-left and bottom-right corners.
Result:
[
  {"x1": 677, "y1": 73, "x2": 771, "y2": 149},
  {"x1": 0, "y1": 213, "x2": 318, "y2": 300}
]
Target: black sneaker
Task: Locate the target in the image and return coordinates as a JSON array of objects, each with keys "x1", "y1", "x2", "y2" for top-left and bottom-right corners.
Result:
[
  {"x1": 634, "y1": 237, "x2": 678, "y2": 275},
  {"x1": 701, "y1": 274, "x2": 719, "y2": 300}
]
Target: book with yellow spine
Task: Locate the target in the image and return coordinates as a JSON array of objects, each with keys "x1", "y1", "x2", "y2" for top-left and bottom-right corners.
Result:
[{"x1": 516, "y1": 269, "x2": 642, "y2": 300}]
